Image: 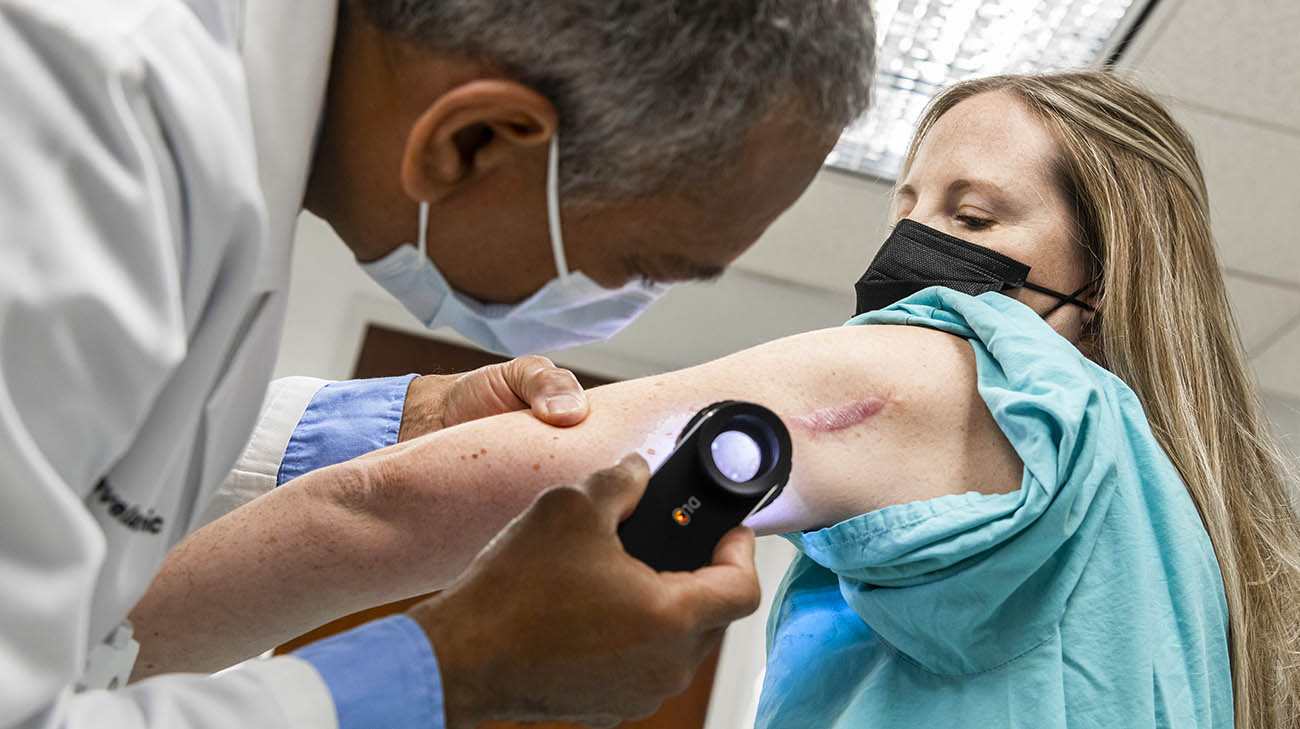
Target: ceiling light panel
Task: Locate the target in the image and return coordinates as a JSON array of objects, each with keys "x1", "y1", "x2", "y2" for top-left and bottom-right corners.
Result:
[{"x1": 829, "y1": 0, "x2": 1150, "y2": 180}]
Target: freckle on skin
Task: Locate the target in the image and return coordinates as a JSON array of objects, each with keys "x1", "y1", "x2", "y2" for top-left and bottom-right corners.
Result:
[
  {"x1": 549, "y1": 454, "x2": 555, "y2": 460},
  {"x1": 472, "y1": 454, "x2": 478, "y2": 460},
  {"x1": 533, "y1": 464, "x2": 541, "y2": 471},
  {"x1": 480, "y1": 448, "x2": 487, "y2": 454}
]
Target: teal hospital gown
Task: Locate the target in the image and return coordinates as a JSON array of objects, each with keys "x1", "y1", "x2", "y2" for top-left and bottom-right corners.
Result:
[{"x1": 755, "y1": 288, "x2": 1231, "y2": 728}]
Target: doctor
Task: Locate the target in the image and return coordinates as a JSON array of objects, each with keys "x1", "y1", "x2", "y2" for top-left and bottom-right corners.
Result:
[{"x1": 0, "y1": 1, "x2": 875, "y2": 728}]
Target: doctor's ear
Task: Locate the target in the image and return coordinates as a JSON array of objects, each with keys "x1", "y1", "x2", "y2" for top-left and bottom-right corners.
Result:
[{"x1": 401, "y1": 80, "x2": 558, "y2": 202}]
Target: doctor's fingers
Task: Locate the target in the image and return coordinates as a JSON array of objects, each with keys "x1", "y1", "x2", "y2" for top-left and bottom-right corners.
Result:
[
  {"x1": 499, "y1": 355, "x2": 589, "y2": 426},
  {"x1": 660, "y1": 527, "x2": 762, "y2": 629},
  {"x1": 578, "y1": 453, "x2": 652, "y2": 532},
  {"x1": 575, "y1": 457, "x2": 760, "y2": 628},
  {"x1": 439, "y1": 355, "x2": 584, "y2": 428}
]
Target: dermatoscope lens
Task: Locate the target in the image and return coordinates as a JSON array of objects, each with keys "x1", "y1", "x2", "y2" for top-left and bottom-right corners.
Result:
[{"x1": 711, "y1": 430, "x2": 763, "y2": 482}]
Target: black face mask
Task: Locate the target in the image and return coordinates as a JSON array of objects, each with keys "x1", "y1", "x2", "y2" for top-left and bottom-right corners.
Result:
[{"x1": 853, "y1": 219, "x2": 1097, "y2": 318}]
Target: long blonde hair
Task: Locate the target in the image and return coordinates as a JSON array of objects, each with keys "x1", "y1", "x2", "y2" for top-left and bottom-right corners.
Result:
[{"x1": 899, "y1": 71, "x2": 1300, "y2": 728}]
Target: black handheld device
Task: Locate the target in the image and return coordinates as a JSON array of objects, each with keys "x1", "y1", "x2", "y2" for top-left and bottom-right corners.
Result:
[{"x1": 617, "y1": 401, "x2": 792, "y2": 572}]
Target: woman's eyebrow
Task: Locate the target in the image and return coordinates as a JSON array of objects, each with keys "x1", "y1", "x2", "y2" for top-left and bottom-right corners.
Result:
[
  {"x1": 897, "y1": 179, "x2": 1019, "y2": 211},
  {"x1": 948, "y1": 177, "x2": 1011, "y2": 202},
  {"x1": 946, "y1": 177, "x2": 1025, "y2": 214}
]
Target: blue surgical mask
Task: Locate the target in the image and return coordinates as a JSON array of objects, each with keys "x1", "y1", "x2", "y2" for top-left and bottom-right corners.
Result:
[{"x1": 360, "y1": 135, "x2": 670, "y2": 356}]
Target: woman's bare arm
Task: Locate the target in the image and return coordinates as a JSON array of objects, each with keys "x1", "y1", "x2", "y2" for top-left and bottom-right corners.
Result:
[{"x1": 129, "y1": 323, "x2": 1021, "y2": 677}]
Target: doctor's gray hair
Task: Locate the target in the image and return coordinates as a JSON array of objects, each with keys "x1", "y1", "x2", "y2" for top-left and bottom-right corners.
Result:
[{"x1": 353, "y1": 0, "x2": 876, "y2": 202}]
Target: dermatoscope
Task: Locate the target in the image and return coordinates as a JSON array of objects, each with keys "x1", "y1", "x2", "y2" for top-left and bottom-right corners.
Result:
[{"x1": 618, "y1": 401, "x2": 791, "y2": 572}]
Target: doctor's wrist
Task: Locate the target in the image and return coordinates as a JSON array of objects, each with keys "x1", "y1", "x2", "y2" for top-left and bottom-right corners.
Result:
[
  {"x1": 399, "y1": 374, "x2": 454, "y2": 442},
  {"x1": 406, "y1": 595, "x2": 495, "y2": 729}
]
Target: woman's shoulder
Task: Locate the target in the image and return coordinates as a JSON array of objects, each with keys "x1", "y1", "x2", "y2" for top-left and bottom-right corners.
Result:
[
  {"x1": 826, "y1": 287, "x2": 1218, "y2": 644},
  {"x1": 851, "y1": 288, "x2": 1155, "y2": 463}
]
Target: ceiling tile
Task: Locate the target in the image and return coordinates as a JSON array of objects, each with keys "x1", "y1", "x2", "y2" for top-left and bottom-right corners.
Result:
[
  {"x1": 1253, "y1": 323, "x2": 1300, "y2": 402},
  {"x1": 1222, "y1": 274, "x2": 1300, "y2": 355},
  {"x1": 1171, "y1": 104, "x2": 1300, "y2": 286},
  {"x1": 1122, "y1": 0, "x2": 1300, "y2": 128},
  {"x1": 731, "y1": 169, "x2": 894, "y2": 293}
]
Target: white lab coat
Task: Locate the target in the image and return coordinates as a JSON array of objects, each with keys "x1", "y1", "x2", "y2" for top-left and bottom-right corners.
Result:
[{"x1": 0, "y1": 0, "x2": 348, "y2": 727}]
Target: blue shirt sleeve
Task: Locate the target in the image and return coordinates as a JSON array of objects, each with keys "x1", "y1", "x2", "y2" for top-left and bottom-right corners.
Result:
[
  {"x1": 296, "y1": 615, "x2": 445, "y2": 729},
  {"x1": 277, "y1": 374, "x2": 418, "y2": 486}
]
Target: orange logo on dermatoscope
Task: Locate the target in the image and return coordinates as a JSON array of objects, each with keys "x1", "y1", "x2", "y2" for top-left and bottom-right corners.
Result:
[{"x1": 672, "y1": 496, "x2": 702, "y2": 526}]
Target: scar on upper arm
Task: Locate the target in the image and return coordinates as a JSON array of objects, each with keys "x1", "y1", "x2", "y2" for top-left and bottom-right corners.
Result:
[{"x1": 785, "y1": 396, "x2": 888, "y2": 435}]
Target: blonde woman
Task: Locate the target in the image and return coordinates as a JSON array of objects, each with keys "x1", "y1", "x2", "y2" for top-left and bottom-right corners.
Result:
[
  {"x1": 750, "y1": 71, "x2": 1300, "y2": 729},
  {"x1": 131, "y1": 72, "x2": 1296, "y2": 728}
]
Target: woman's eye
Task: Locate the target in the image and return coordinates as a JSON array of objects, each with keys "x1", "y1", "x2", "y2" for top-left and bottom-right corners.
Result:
[{"x1": 956, "y1": 214, "x2": 994, "y2": 230}]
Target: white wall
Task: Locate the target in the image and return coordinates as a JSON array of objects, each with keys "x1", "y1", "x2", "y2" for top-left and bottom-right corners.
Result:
[{"x1": 1267, "y1": 397, "x2": 1300, "y2": 468}]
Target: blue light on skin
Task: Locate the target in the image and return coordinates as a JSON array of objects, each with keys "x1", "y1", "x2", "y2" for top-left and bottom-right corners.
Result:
[{"x1": 711, "y1": 430, "x2": 762, "y2": 482}]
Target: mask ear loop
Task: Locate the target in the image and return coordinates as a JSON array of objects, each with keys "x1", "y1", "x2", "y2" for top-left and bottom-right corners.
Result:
[
  {"x1": 416, "y1": 201, "x2": 430, "y2": 261},
  {"x1": 1030, "y1": 276, "x2": 1100, "y2": 317},
  {"x1": 546, "y1": 134, "x2": 571, "y2": 280}
]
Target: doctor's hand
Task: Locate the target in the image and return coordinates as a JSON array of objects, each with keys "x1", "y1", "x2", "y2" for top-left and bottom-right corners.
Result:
[
  {"x1": 399, "y1": 355, "x2": 589, "y2": 440},
  {"x1": 407, "y1": 454, "x2": 762, "y2": 729}
]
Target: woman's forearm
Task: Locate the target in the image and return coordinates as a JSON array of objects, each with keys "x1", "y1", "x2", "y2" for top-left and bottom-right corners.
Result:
[
  {"x1": 128, "y1": 323, "x2": 1019, "y2": 678},
  {"x1": 127, "y1": 373, "x2": 708, "y2": 678}
]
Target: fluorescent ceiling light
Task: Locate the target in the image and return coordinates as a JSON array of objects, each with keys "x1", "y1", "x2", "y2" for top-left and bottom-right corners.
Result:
[{"x1": 828, "y1": 0, "x2": 1155, "y2": 180}]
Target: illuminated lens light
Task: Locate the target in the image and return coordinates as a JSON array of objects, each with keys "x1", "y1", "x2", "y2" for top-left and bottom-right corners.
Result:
[
  {"x1": 672, "y1": 508, "x2": 691, "y2": 525},
  {"x1": 828, "y1": 0, "x2": 1147, "y2": 180},
  {"x1": 711, "y1": 430, "x2": 763, "y2": 482}
]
